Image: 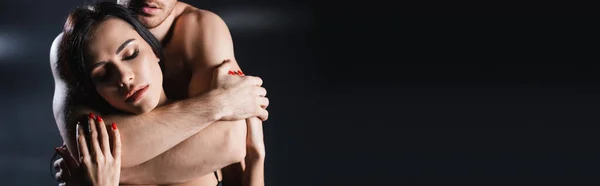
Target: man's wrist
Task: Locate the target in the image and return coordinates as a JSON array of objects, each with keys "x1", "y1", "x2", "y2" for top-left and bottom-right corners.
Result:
[{"x1": 205, "y1": 89, "x2": 228, "y2": 121}]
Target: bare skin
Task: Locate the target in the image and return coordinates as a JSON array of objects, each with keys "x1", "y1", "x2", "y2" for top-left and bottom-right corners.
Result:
[
  {"x1": 125, "y1": 2, "x2": 267, "y2": 185},
  {"x1": 79, "y1": 116, "x2": 122, "y2": 186},
  {"x1": 55, "y1": 63, "x2": 265, "y2": 186},
  {"x1": 56, "y1": 106, "x2": 264, "y2": 186},
  {"x1": 51, "y1": 1, "x2": 267, "y2": 186}
]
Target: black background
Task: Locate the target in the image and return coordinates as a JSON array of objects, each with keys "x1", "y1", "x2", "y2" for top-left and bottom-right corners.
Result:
[{"x1": 1, "y1": 0, "x2": 599, "y2": 185}]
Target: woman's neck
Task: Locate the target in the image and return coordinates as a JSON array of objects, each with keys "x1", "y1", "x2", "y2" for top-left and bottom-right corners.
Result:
[{"x1": 157, "y1": 90, "x2": 171, "y2": 107}]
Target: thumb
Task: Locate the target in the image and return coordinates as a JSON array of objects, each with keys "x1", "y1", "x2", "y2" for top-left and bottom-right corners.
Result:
[
  {"x1": 212, "y1": 59, "x2": 232, "y2": 88},
  {"x1": 55, "y1": 146, "x2": 79, "y2": 170},
  {"x1": 214, "y1": 59, "x2": 232, "y2": 78}
]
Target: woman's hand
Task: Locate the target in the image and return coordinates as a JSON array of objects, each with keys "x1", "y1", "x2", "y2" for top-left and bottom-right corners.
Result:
[{"x1": 77, "y1": 115, "x2": 122, "y2": 186}]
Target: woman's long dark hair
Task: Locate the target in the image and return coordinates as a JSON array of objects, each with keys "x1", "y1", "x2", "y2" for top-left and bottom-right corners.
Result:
[
  {"x1": 56, "y1": 1, "x2": 165, "y2": 114},
  {"x1": 50, "y1": 1, "x2": 165, "y2": 179}
]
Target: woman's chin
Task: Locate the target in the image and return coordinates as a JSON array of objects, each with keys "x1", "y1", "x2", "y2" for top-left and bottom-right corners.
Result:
[{"x1": 114, "y1": 98, "x2": 159, "y2": 114}]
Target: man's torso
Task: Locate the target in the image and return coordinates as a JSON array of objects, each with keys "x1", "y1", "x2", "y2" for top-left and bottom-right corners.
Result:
[{"x1": 141, "y1": 3, "x2": 223, "y2": 186}]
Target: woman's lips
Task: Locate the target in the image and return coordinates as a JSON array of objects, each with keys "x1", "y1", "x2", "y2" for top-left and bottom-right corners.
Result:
[{"x1": 125, "y1": 85, "x2": 149, "y2": 103}]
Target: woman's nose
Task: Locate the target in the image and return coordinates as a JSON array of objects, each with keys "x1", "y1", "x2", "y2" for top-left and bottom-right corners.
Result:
[{"x1": 112, "y1": 62, "x2": 134, "y2": 87}]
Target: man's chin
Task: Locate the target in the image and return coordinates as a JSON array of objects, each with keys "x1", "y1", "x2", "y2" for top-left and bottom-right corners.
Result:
[{"x1": 137, "y1": 16, "x2": 164, "y2": 28}]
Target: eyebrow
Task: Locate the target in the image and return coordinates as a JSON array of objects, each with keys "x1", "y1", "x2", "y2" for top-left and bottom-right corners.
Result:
[
  {"x1": 89, "y1": 61, "x2": 106, "y2": 73},
  {"x1": 116, "y1": 38, "x2": 136, "y2": 55},
  {"x1": 89, "y1": 38, "x2": 136, "y2": 72}
]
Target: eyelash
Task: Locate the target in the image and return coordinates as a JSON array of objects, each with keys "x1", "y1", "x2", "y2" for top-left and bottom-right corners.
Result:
[
  {"x1": 123, "y1": 49, "x2": 139, "y2": 60},
  {"x1": 92, "y1": 49, "x2": 139, "y2": 82},
  {"x1": 92, "y1": 71, "x2": 108, "y2": 82}
]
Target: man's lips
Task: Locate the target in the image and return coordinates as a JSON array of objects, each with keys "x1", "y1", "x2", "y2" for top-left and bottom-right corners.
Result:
[
  {"x1": 130, "y1": 2, "x2": 160, "y2": 15},
  {"x1": 141, "y1": 3, "x2": 160, "y2": 15},
  {"x1": 145, "y1": 3, "x2": 158, "y2": 8},
  {"x1": 125, "y1": 85, "x2": 149, "y2": 103}
]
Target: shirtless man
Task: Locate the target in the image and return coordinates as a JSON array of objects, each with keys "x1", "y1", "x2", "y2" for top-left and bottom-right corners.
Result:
[{"x1": 51, "y1": 0, "x2": 268, "y2": 185}]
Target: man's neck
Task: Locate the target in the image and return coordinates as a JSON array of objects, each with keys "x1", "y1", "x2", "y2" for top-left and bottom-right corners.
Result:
[{"x1": 148, "y1": 1, "x2": 188, "y2": 43}]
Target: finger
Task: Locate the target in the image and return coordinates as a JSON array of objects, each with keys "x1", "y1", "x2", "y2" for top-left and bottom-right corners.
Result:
[
  {"x1": 250, "y1": 76, "x2": 263, "y2": 87},
  {"x1": 89, "y1": 115, "x2": 103, "y2": 159},
  {"x1": 258, "y1": 108, "x2": 269, "y2": 121},
  {"x1": 96, "y1": 115, "x2": 112, "y2": 158},
  {"x1": 255, "y1": 87, "x2": 267, "y2": 97},
  {"x1": 57, "y1": 158, "x2": 71, "y2": 180},
  {"x1": 53, "y1": 157, "x2": 63, "y2": 172},
  {"x1": 213, "y1": 60, "x2": 233, "y2": 86},
  {"x1": 243, "y1": 76, "x2": 263, "y2": 87},
  {"x1": 78, "y1": 124, "x2": 91, "y2": 165},
  {"x1": 110, "y1": 122, "x2": 122, "y2": 160},
  {"x1": 75, "y1": 122, "x2": 80, "y2": 158},
  {"x1": 258, "y1": 97, "x2": 269, "y2": 109},
  {"x1": 55, "y1": 171, "x2": 63, "y2": 183},
  {"x1": 231, "y1": 69, "x2": 244, "y2": 76},
  {"x1": 58, "y1": 158, "x2": 67, "y2": 171},
  {"x1": 229, "y1": 69, "x2": 241, "y2": 76},
  {"x1": 215, "y1": 59, "x2": 232, "y2": 76},
  {"x1": 55, "y1": 147, "x2": 78, "y2": 172}
]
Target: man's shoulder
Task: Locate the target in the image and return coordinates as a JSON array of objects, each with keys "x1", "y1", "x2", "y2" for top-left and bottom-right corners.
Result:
[
  {"x1": 50, "y1": 32, "x2": 65, "y2": 76},
  {"x1": 170, "y1": 3, "x2": 233, "y2": 66},
  {"x1": 50, "y1": 32, "x2": 64, "y2": 65},
  {"x1": 175, "y1": 5, "x2": 227, "y2": 32}
]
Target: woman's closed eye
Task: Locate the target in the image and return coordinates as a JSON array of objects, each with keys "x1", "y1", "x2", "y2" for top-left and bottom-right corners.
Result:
[
  {"x1": 91, "y1": 68, "x2": 109, "y2": 82},
  {"x1": 91, "y1": 47, "x2": 138, "y2": 82},
  {"x1": 123, "y1": 48, "x2": 139, "y2": 61}
]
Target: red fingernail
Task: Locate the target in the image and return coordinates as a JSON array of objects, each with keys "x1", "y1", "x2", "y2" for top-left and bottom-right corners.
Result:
[
  {"x1": 228, "y1": 71, "x2": 234, "y2": 75},
  {"x1": 112, "y1": 122, "x2": 117, "y2": 130},
  {"x1": 89, "y1": 113, "x2": 95, "y2": 119},
  {"x1": 97, "y1": 115, "x2": 103, "y2": 122},
  {"x1": 237, "y1": 70, "x2": 243, "y2": 75}
]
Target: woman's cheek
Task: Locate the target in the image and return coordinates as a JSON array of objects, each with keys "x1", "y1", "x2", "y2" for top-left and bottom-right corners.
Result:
[{"x1": 97, "y1": 86, "x2": 117, "y2": 103}]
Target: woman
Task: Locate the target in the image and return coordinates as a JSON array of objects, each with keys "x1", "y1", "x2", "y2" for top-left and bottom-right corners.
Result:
[{"x1": 53, "y1": 2, "x2": 264, "y2": 186}]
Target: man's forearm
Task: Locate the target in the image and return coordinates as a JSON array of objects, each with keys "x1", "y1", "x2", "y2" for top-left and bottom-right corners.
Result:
[
  {"x1": 120, "y1": 119, "x2": 247, "y2": 184},
  {"x1": 104, "y1": 91, "x2": 224, "y2": 168}
]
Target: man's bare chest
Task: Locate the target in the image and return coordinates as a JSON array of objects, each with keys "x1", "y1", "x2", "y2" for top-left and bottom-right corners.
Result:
[{"x1": 161, "y1": 43, "x2": 192, "y2": 100}]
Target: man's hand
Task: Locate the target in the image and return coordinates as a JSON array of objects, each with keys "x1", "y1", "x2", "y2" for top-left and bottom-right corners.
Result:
[
  {"x1": 211, "y1": 59, "x2": 270, "y2": 121},
  {"x1": 54, "y1": 145, "x2": 83, "y2": 186}
]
